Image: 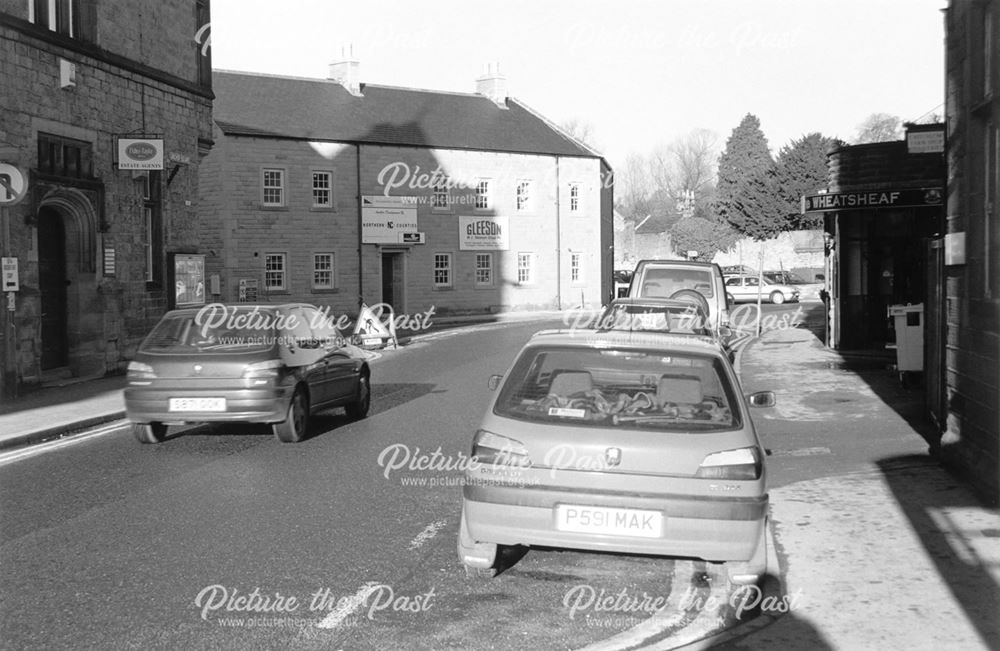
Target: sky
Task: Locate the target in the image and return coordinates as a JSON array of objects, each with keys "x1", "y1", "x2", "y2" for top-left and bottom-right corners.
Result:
[{"x1": 209, "y1": 0, "x2": 947, "y2": 169}]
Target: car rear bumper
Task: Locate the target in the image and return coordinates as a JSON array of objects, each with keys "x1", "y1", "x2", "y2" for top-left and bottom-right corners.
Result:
[
  {"x1": 461, "y1": 484, "x2": 768, "y2": 562},
  {"x1": 124, "y1": 385, "x2": 294, "y2": 424}
]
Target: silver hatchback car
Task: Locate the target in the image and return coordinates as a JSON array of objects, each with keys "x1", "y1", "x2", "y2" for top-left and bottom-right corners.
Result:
[
  {"x1": 458, "y1": 329, "x2": 774, "y2": 585},
  {"x1": 124, "y1": 303, "x2": 371, "y2": 444}
]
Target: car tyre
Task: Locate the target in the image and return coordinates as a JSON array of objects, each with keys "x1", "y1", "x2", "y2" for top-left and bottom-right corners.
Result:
[
  {"x1": 133, "y1": 422, "x2": 167, "y2": 444},
  {"x1": 770, "y1": 291, "x2": 786, "y2": 305},
  {"x1": 345, "y1": 371, "x2": 371, "y2": 420},
  {"x1": 273, "y1": 388, "x2": 309, "y2": 443}
]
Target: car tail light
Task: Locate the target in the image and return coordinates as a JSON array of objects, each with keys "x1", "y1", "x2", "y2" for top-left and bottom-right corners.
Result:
[
  {"x1": 472, "y1": 430, "x2": 531, "y2": 468},
  {"x1": 696, "y1": 447, "x2": 762, "y2": 480},
  {"x1": 126, "y1": 361, "x2": 155, "y2": 380},
  {"x1": 242, "y1": 360, "x2": 282, "y2": 385}
]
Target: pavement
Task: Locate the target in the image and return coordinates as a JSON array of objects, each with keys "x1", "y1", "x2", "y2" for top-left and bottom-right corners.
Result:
[
  {"x1": 1, "y1": 306, "x2": 998, "y2": 650},
  {"x1": 702, "y1": 324, "x2": 1000, "y2": 651}
]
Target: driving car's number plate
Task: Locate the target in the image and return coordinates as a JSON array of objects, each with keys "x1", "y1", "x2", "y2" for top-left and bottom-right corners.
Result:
[
  {"x1": 555, "y1": 504, "x2": 662, "y2": 538},
  {"x1": 168, "y1": 397, "x2": 226, "y2": 412}
]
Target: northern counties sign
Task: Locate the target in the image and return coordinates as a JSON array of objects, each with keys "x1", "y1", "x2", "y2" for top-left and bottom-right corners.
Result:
[{"x1": 801, "y1": 188, "x2": 943, "y2": 214}]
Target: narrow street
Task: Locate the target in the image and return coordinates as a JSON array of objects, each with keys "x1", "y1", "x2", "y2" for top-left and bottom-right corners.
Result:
[{"x1": 1, "y1": 305, "x2": 996, "y2": 650}]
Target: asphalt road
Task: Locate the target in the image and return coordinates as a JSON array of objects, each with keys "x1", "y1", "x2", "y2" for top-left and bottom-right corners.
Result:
[{"x1": 0, "y1": 316, "x2": 760, "y2": 651}]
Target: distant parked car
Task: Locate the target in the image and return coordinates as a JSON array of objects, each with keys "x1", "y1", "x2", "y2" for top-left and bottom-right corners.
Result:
[
  {"x1": 457, "y1": 328, "x2": 774, "y2": 585},
  {"x1": 613, "y1": 269, "x2": 633, "y2": 298},
  {"x1": 124, "y1": 303, "x2": 372, "y2": 444},
  {"x1": 763, "y1": 271, "x2": 809, "y2": 285},
  {"x1": 725, "y1": 275, "x2": 800, "y2": 305}
]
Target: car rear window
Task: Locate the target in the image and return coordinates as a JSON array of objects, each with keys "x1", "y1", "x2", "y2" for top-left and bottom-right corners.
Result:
[
  {"x1": 495, "y1": 346, "x2": 740, "y2": 431},
  {"x1": 139, "y1": 309, "x2": 277, "y2": 354},
  {"x1": 598, "y1": 304, "x2": 709, "y2": 335},
  {"x1": 637, "y1": 267, "x2": 715, "y2": 298}
]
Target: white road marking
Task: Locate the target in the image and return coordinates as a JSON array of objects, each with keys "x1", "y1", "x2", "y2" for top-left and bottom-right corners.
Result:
[
  {"x1": 0, "y1": 420, "x2": 128, "y2": 466},
  {"x1": 407, "y1": 519, "x2": 448, "y2": 551},
  {"x1": 316, "y1": 582, "x2": 381, "y2": 629}
]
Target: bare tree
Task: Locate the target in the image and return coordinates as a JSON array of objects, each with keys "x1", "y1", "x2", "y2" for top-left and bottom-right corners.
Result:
[
  {"x1": 853, "y1": 113, "x2": 902, "y2": 144},
  {"x1": 559, "y1": 117, "x2": 601, "y2": 152},
  {"x1": 615, "y1": 153, "x2": 652, "y2": 222}
]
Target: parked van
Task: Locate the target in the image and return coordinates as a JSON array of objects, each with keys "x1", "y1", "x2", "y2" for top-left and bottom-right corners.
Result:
[{"x1": 627, "y1": 260, "x2": 732, "y2": 334}]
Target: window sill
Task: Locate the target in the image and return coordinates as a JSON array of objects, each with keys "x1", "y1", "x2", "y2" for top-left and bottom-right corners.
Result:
[
  {"x1": 433, "y1": 286, "x2": 454, "y2": 291},
  {"x1": 309, "y1": 206, "x2": 337, "y2": 212},
  {"x1": 311, "y1": 288, "x2": 340, "y2": 294},
  {"x1": 259, "y1": 205, "x2": 289, "y2": 211}
]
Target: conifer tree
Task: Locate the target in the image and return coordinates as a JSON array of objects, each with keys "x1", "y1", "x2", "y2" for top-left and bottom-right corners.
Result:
[{"x1": 716, "y1": 114, "x2": 782, "y2": 240}]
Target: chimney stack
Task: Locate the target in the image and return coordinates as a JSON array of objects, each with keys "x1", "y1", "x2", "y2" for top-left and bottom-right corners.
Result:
[
  {"x1": 475, "y1": 62, "x2": 508, "y2": 108},
  {"x1": 328, "y1": 46, "x2": 362, "y2": 96}
]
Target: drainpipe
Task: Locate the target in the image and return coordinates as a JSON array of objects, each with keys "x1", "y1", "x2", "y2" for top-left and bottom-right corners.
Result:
[
  {"x1": 555, "y1": 157, "x2": 562, "y2": 310},
  {"x1": 356, "y1": 143, "x2": 363, "y2": 309}
]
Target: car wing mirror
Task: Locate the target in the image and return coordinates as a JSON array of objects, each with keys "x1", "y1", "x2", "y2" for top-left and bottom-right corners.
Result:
[
  {"x1": 748, "y1": 391, "x2": 776, "y2": 408},
  {"x1": 488, "y1": 374, "x2": 503, "y2": 391}
]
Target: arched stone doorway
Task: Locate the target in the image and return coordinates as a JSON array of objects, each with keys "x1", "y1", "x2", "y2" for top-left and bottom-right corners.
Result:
[{"x1": 33, "y1": 188, "x2": 99, "y2": 378}]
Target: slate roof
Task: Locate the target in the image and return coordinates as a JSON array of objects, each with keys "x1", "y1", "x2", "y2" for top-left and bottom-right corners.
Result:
[{"x1": 212, "y1": 70, "x2": 598, "y2": 158}]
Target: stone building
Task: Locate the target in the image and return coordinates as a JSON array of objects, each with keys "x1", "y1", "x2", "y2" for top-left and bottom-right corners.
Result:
[
  {"x1": 0, "y1": 0, "x2": 214, "y2": 395},
  {"x1": 199, "y1": 62, "x2": 613, "y2": 319},
  {"x1": 938, "y1": 0, "x2": 998, "y2": 502}
]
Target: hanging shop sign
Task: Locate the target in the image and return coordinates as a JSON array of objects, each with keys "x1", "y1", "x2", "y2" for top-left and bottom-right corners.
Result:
[
  {"x1": 801, "y1": 188, "x2": 943, "y2": 214},
  {"x1": 459, "y1": 216, "x2": 509, "y2": 250},
  {"x1": 117, "y1": 137, "x2": 164, "y2": 170}
]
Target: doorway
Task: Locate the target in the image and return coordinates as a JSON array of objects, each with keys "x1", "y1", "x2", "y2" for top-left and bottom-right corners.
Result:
[
  {"x1": 37, "y1": 207, "x2": 68, "y2": 369},
  {"x1": 380, "y1": 252, "x2": 405, "y2": 312}
]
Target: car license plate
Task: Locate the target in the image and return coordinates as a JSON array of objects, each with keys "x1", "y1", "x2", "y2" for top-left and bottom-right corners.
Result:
[
  {"x1": 555, "y1": 504, "x2": 662, "y2": 538},
  {"x1": 168, "y1": 397, "x2": 226, "y2": 412}
]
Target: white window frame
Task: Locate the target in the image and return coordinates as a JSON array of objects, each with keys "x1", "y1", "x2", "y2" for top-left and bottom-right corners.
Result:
[
  {"x1": 570, "y1": 251, "x2": 583, "y2": 284},
  {"x1": 262, "y1": 168, "x2": 286, "y2": 207},
  {"x1": 264, "y1": 252, "x2": 287, "y2": 291},
  {"x1": 475, "y1": 179, "x2": 491, "y2": 210},
  {"x1": 516, "y1": 179, "x2": 532, "y2": 212},
  {"x1": 432, "y1": 181, "x2": 450, "y2": 211},
  {"x1": 311, "y1": 170, "x2": 334, "y2": 209},
  {"x1": 569, "y1": 183, "x2": 581, "y2": 213},
  {"x1": 30, "y1": 0, "x2": 74, "y2": 35},
  {"x1": 475, "y1": 253, "x2": 494, "y2": 287},
  {"x1": 517, "y1": 252, "x2": 536, "y2": 285},
  {"x1": 433, "y1": 252, "x2": 453, "y2": 288},
  {"x1": 312, "y1": 252, "x2": 336, "y2": 290}
]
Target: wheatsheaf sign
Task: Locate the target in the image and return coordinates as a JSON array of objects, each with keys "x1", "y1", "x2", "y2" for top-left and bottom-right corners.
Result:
[{"x1": 801, "y1": 188, "x2": 943, "y2": 213}]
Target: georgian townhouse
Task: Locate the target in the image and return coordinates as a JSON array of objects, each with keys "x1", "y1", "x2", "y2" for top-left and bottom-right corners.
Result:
[{"x1": 200, "y1": 60, "x2": 613, "y2": 321}]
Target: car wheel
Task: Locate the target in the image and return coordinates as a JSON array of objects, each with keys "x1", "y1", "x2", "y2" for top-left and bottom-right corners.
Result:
[
  {"x1": 770, "y1": 291, "x2": 785, "y2": 305},
  {"x1": 132, "y1": 422, "x2": 167, "y2": 444},
  {"x1": 273, "y1": 388, "x2": 309, "y2": 443},
  {"x1": 345, "y1": 371, "x2": 371, "y2": 420}
]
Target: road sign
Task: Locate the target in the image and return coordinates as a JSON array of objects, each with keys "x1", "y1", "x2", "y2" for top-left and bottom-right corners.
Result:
[
  {"x1": 0, "y1": 163, "x2": 28, "y2": 206},
  {"x1": 400, "y1": 232, "x2": 425, "y2": 244}
]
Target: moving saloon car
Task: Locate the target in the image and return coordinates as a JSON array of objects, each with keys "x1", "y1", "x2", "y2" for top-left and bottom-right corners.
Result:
[
  {"x1": 124, "y1": 303, "x2": 371, "y2": 444},
  {"x1": 457, "y1": 329, "x2": 774, "y2": 585}
]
